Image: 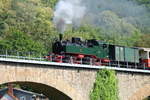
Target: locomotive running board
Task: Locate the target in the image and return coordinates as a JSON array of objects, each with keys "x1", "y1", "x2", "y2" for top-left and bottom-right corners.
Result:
[{"x1": 0, "y1": 58, "x2": 150, "y2": 74}]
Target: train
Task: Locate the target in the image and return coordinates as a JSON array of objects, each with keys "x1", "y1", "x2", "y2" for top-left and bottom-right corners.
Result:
[{"x1": 45, "y1": 34, "x2": 150, "y2": 69}]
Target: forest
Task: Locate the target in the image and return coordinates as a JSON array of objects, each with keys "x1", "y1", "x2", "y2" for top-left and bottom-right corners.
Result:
[{"x1": 0, "y1": 0, "x2": 150, "y2": 55}]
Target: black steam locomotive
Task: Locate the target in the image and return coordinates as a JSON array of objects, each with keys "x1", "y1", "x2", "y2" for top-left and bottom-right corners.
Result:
[{"x1": 46, "y1": 34, "x2": 150, "y2": 69}]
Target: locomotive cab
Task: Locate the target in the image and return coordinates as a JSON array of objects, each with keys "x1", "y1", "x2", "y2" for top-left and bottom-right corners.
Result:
[{"x1": 139, "y1": 48, "x2": 150, "y2": 68}]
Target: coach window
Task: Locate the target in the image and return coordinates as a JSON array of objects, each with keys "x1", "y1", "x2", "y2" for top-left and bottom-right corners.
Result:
[{"x1": 149, "y1": 52, "x2": 150, "y2": 59}]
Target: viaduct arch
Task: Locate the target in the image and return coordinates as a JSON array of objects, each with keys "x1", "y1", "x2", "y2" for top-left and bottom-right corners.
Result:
[{"x1": 1, "y1": 81, "x2": 74, "y2": 100}]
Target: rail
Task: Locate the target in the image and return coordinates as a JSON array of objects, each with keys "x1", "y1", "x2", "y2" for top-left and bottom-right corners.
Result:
[{"x1": 0, "y1": 50, "x2": 149, "y2": 72}]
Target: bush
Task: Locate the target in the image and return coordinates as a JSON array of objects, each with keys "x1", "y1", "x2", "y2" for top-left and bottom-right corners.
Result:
[{"x1": 90, "y1": 69, "x2": 119, "y2": 100}]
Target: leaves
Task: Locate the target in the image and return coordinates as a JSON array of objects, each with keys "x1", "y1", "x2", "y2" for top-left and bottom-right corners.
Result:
[
  {"x1": 0, "y1": 0, "x2": 149, "y2": 55},
  {"x1": 0, "y1": 22, "x2": 9, "y2": 36},
  {"x1": 134, "y1": 34, "x2": 150, "y2": 48},
  {"x1": 90, "y1": 69, "x2": 119, "y2": 100},
  {"x1": 0, "y1": 28, "x2": 46, "y2": 56}
]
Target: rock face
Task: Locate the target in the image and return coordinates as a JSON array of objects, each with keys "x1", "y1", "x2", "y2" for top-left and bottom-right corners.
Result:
[{"x1": 0, "y1": 62, "x2": 150, "y2": 100}]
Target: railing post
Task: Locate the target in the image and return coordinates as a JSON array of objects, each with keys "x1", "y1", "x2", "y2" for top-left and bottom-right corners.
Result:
[
  {"x1": 81, "y1": 58, "x2": 82, "y2": 64},
  {"x1": 28, "y1": 52, "x2": 30, "y2": 60},
  {"x1": 127, "y1": 62, "x2": 128, "y2": 68},
  {"x1": 70, "y1": 57, "x2": 73, "y2": 64},
  {"x1": 50, "y1": 54, "x2": 52, "y2": 62},
  {"x1": 109, "y1": 61, "x2": 111, "y2": 67},
  {"x1": 90, "y1": 58, "x2": 92, "y2": 65},
  {"x1": 118, "y1": 60, "x2": 120, "y2": 68},
  {"x1": 60, "y1": 55, "x2": 62, "y2": 63},
  {"x1": 6, "y1": 50, "x2": 8, "y2": 58},
  {"x1": 144, "y1": 63, "x2": 145, "y2": 70},
  {"x1": 135, "y1": 63, "x2": 137, "y2": 69},
  {"x1": 100, "y1": 59, "x2": 101, "y2": 66},
  {"x1": 40, "y1": 52, "x2": 41, "y2": 61},
  {"x1": 17, "y1": 51, "x2": 19, "y2": 59}
]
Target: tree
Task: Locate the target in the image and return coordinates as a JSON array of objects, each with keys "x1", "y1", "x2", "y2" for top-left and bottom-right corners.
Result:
[
  {"x1": 0, "y1": 22, "x2": 9, "y2": 37},
  {"x1": 0, "y1": 28, "x2": 46, "y2": 56},
  {"x1": 63, "y1": 25, "x2": 103, "y2": 40},
  {"x1": 0, "y1": 0, "x2": 58, "y2": 51},
  {"x1": 134, "y1": 34, "x2": 150, "y2": 48},
  {"x1": 90, "y1": 69, "x2": 118, "y2": 100},
  {"x1": 41, "y1": 0, "x2": 58, "y2": 8}
]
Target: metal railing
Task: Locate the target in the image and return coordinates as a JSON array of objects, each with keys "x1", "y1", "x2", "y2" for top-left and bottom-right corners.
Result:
[
  {"x1": 0, "y1": 50, "x2": 45, "y2": 61},
  {"x1": 0, "y1": 50, "x2": 149, "y2": 70}
]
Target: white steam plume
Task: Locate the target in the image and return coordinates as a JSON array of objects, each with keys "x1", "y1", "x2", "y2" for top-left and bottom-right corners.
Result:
[{"x1": 53, "y1": 0, "x2": 86, "y2": 33}]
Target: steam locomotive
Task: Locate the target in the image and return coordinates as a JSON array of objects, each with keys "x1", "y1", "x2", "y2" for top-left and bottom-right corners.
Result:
[{"x1": 46, "y1": 34, "x2": 150, "y2": 69}]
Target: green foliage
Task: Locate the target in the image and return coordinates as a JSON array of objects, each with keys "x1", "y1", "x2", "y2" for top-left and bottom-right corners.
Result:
[
  {"x1": 0, "y1": 84, "x2": 7, "y2": 89},
  {"x1": 90, "y1": 69, "x2": 118, "y2": 100},
  {"x1": 0, "y1": 22, "x2": 9, "y2": 36},
  {"x1": 134, "y1": 34, "x2": 150, "y2": 48},
  {"x1": 96, "y1": 11, "x2": 139, "y2": 35},
  {"x1": 132, "y1": 0, "x2": 150, "y2": 10},
  {"x1": 63, "y1": 25, "x2": 103, "y2": 40},
  {"x1": 0, "y1": 0, "x2": 149, "y2": 54},
  {"x1": 0, "y1": 0, "x2": 58, "y2": 51},
  {"x1": 0, "y1": 83, "x2": 21, "y2": 89},
  {"x1": 41, "y1": 0, "x2": 58, "y2": 8},
  {"x1": 63, "y1": 25, "x2": 141, "y2": 47},
  {"x1": 0, "y1": 0, "x2": 12, "y2": 10},
  {"x1": 0, "y1": 28, "x2": 46, "y2": 55},
  {"x1": 143, "y1": 97, "x2": 150, "y2": 100}
]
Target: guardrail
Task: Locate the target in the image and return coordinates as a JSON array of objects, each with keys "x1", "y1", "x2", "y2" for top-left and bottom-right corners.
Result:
[
  {"x1": 0, "y1": 50, "x2": 149, "y2": 71},
  {"x1": 0, "y1": 50, "x2": 45, "y2": 61}
]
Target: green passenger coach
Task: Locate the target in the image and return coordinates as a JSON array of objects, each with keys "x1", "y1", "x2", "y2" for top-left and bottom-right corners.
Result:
[{"x1": 109, "y1": 45, "x2": 139, "y2": 63}]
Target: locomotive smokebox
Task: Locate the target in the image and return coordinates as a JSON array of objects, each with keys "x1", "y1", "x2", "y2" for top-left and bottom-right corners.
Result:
[{"x1": 59, "y1": 34, "x2": 63, "y2": 41}]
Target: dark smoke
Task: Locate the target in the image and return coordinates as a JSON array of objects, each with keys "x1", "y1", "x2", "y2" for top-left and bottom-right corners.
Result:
[{"x1": 53, "y1": 0, "x2": 86, "y2": 33}]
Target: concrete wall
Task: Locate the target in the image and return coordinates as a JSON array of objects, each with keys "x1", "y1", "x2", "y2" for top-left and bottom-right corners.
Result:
[{"x1": 0, "y1": 62, "x2": 150, "y2": 100}]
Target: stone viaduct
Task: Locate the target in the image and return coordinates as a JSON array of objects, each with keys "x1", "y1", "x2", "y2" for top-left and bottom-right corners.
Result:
[{"x1": 0, "y1": 60, "x2": 150, "y2": 100}]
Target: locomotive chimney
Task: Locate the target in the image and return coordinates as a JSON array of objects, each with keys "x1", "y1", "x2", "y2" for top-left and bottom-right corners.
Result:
[{"x1": 59, "y1": 34, "x2": 63, "y2": 41}]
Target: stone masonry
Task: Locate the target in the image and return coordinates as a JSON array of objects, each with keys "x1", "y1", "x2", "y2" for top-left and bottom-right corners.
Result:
[{"x1": 0, "y1": 62, "x2": 150, "y2": 100}]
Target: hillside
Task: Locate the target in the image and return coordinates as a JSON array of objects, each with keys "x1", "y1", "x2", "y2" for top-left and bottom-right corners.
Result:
[{"x1": 0, "y1": 0, "x2": 150, "y2": 54}]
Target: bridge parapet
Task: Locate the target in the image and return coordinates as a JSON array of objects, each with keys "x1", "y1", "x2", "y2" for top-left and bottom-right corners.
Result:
[
  {"x1": 0, "y1": 56, "x2": 150, "y2": 100},
  {"x1": 0, "y1": 50, "x2": 150, "y2": 74}
]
